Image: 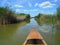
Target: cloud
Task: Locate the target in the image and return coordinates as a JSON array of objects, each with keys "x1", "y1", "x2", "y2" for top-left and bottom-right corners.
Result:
[
  {"x1": 54, "y1": 0, "x2": 57, "y2": 2},
  {"x1": 28, "y1": 2, "x2": 32, "y2": 7},
  {"x1": 39, "y1": 1, "x2": 55, "y2": 8},
  {"x1": 35, "y1": 1, "x2": 56, "y2": 8},
  {"x1": 34, "y1": 3, "x2": 38, "y2": 7},
  {"x1": 15, "y1": 9, "x2": 39, "y2": 13},
  {"x1": 16, "y1": 9, "x2": 20, "y2": 12},
  {"x1": 23, "y1": 9, "x2": 38, "y2": 12},
  {"x1": 14, "y1": 4, "x2": 23, "y2": 8}
]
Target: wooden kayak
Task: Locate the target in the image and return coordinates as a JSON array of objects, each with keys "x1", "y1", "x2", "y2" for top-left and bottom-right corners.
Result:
[{"x1": 23, "y1": 29, "x2": 47, "y2": 45}]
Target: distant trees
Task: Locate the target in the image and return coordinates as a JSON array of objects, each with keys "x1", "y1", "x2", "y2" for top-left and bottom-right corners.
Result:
[
  {"x1": 57, "y1": 6, "x2": 60, "y2": 20},
  {"x1": 26, "y1": 14, "x2": 30, "y2": 19},
  {"x1": 35, "y1": 13, "x2": 42, "y2": 18}
]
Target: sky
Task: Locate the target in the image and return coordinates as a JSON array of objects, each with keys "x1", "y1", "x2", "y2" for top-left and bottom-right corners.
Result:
[{"x1": 0, "y1": 0, "x2": 60, "y2": 17}]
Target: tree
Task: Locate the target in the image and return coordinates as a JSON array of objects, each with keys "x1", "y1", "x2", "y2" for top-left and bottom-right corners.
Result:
[
  {"x1": 0, "y1": 7, "x2": 17, "y2": 24},
  {"x1": 35, "y1": 13, "x2": 42, "y2": 18},
  {"x1": 57, "y1": 6, "x2": 60, "y2": 20}
]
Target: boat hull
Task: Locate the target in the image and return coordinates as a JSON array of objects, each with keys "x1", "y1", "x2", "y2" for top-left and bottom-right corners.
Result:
[{"x1": 23, "y1": 29, "x2": 47, "y2": 45}]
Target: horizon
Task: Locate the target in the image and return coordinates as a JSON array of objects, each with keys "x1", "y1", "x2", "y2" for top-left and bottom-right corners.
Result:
[{"x1": 0, "y1": 0, "x2": 60, "y2": 17}]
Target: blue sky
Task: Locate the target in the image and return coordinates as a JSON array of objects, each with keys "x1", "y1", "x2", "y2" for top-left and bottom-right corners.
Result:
[{"x1": 0, "y1": 0, "x2": 60, "y2": 17}]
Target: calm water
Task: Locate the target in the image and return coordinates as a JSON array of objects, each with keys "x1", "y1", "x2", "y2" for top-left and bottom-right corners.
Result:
[{"x1": 0, "y1": 18, "x2": 60, "y2": 45}]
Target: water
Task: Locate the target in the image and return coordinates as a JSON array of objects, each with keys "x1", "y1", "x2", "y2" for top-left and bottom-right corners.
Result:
[{"x1": 0, "y1": 18, "x2": 60, "y2": 45}]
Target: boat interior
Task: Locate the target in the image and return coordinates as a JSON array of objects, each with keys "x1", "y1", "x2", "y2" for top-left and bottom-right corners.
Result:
[{"x1": 26, "y1": 39, "x2": 44, "y2": 45}]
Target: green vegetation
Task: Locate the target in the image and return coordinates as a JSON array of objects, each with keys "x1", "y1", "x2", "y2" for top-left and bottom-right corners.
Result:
[
  {"x1": 44, "y1": 15, "x2": 57, "y2": 24},
  {"x1": 35, "y1": 13, "x2": 57, "y2": 25},
  {"x1": 0, "y1": 7, "x2": 30, "y2": 25},
  {"x1": 16, "y1": 13, "x2": 30, "y2": 23},
  {"x1": 0, "y1": 7, "x2": 17, "y2": 24},
  {"x1": 35, "y1": 13, "x2": 42, "y2": 18},
  {"x1": 57, "y1": 6, "x2": 60, "y2": 30},
  {"x1": 35, "y1": 13, "x2": 42, "y2": 25},
  {"x1": 57, "y1": 6, "x2": 60, "y2": 20}
]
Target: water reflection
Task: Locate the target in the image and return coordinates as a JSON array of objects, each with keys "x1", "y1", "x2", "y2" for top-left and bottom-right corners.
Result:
[
  {"x1": 35, "y1": 18, "x2": 58, "y2": 45},
  {"x1": 55, "y1": 21, "x2": 60, "y2": 45},
  {"x1": 0, "y1": 21, "x2": 30, "y2": 39},
  {"x1": 0, "y1": 20, "x2": 30, "y2": 45}
]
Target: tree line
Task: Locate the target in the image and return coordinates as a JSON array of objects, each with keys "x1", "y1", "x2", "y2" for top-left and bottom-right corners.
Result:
[{"x1": 0, "y1": 7, "x2": 30, "y2": 25}]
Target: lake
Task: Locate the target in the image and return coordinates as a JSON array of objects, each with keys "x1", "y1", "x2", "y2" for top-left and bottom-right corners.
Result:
[{"x1": 0, "y1": 18, "x2": 60, "y2": 45}]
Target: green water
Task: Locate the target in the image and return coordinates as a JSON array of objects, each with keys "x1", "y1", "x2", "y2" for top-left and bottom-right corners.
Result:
[{"x1": 0, "y1": 18, "x2": 60, "y2": 45}]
